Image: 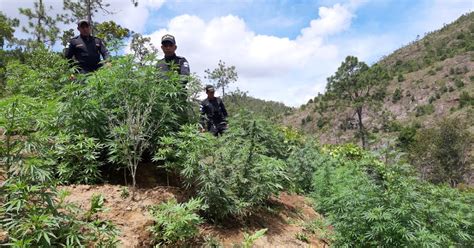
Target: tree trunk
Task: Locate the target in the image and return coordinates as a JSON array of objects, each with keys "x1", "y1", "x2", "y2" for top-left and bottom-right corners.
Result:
[
  {"x1": 37, "y1": 0, "x2": 43, "y2": 43},
  {"x1": 356, "y1": 107, "x2": 366, "y2": 149},
  {"x1": 86, "y1": 0, "x2": 93, "y2": 34}
]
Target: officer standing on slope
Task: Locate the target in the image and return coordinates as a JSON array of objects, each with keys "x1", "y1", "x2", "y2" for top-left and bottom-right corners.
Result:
[
  {"x1": 157, "y1": 34, "x2": 190, "y2": 85},
  {"x1": 65, "y1": 19, "x2": 109, "y2": 74},
  {"x1": 199, "y1": 85, "x2": 228, "y2": 136}
]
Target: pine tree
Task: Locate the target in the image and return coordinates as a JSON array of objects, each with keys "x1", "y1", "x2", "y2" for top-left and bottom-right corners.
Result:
[
  {"x1": 326, "y1": 56, "x2": 389, "y2": 149},
  {"x1": 205, "y1": 60, "x2": 238, "y2": 97},
  {"x1": 0, "y1": 12, "x2": 19, "y2": 48},
  {"x1": 18, "y1": 0, "x2": 61, "y2": 48}
]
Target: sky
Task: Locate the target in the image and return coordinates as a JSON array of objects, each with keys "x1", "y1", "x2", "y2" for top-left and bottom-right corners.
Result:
[{"x1": 1, "y1": 0, "x2": 473, "y2": 106}]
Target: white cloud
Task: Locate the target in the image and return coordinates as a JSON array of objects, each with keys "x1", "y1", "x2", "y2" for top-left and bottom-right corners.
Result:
[
  {"x1": 0, "y1": 0, "x2": 165, "y2": 38},
  {"x1": 139, "y1": 3, "x2": 356, "y2": 106}
]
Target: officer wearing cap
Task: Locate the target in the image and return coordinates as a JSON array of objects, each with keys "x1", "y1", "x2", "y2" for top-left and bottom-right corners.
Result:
[
  {"x1": 199, "y1": 85, "x2": 228, "y2": 136},
  {"x1": 65, "y1": 19, "x2": 109, "y2": 74},
  {"x1": 157, "y1": 34, "x2": 190, "y2": 83}
]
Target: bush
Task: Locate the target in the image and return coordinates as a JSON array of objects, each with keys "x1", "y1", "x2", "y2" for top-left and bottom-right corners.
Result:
[
  {"x1": 454, "y1": 78, "x2": 465, "y2": 88},
  {"x1": 428, "y1": 95, "x2": 436, "y2": 104},
  {"x1": 310, "y1": 146, "x2": 474, "y2": 247},
  {"x1": 392, "y1": 88, "x2": 402, "y2": 103},
  {"x1": 53, "y1": 133, "x2": 103, "y2": 184},
  {"x1": 4, "y1": 47, "x2": 72, "y2": 98},
  {"x1": 316, "y1": 117, "x2": 327, "y2": 129},
  {"x1": 149, "y1": 198, "x2": 204, "y2": 246},
  {"x1": 0, "y1": 93, "x2": 119, "y2": 247},
  {"x1": 409, "y1": 118, "x2": 473, "y2": 186},
  {"x1": 286, "y1": 141, "x2": 324, "y2": 193},
  {"x1": 459, "y1": 91, "x2": 473, "y2": 108},
  {"x1": 156, "y1": 112, "x2": 289, "y2": 220},
  {"x1": 397, "y1": 125, "x2": 417, "y2": 150},
  {"x1": 415, "y1": 104, "x2": 435, "y2": 117},
  {"x1": 397, "y1": 74, "x2": 405, "y2": 82}
]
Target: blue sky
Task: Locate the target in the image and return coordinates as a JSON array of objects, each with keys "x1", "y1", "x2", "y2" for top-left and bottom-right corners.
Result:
[{"x1": 2, "y1": 0, "x2": 473, "y2": 106}]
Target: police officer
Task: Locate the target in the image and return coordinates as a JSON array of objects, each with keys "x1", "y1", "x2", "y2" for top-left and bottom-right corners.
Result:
[
  {"x1": 199, "y1": 85, "x2": 228, "y2": 136},
  {"x1": 157, "y1": 34, "x2": 190, "y2": 84},
  {"x1": 65, "y1": 19, "x2": 109, "y2": 74}
]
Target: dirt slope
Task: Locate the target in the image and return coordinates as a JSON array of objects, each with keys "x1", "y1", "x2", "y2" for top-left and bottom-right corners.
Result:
[{"x1": 61, "y1": 184, "x2": 328, "y2": 248}]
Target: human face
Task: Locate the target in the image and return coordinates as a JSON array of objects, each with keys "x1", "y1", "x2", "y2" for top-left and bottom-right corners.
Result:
[
  {"x1": 78, "y1": 24, "x2": 91, "y2": 36},
  {"x1": 206, "y1": 90, "x2": 215, "y2": 99},
  {"x1": 161, "y1": 42, "x2": 177, "y2": 57}
]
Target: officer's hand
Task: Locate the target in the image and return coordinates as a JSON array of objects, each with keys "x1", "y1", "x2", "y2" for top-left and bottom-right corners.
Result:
[
  {"x1": 199, "y1": 127, "x2": 205, "y2": 133},
  {"x1": 69, "y1": 74, "x2": 76, "y2": 81}
]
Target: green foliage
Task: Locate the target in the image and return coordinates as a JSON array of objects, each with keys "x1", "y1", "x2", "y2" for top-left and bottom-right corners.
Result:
[
  {"x1": 94, "y1": 21, "x2": 131, "y2": 55},
  {"x1": 397, "y1": 74, "x2": 405, "y2": 82},
  {"x1": 409, "y1": 118, "x2": 473, "y2": 186},
  {"x1": 454, "y1": 78, "x2": 465, "y2": 88},
  {"x1": 392, "y1": 88, "x2": 402, "y2": 103},
  {"x1": 156, "y1": 112, "x2": 289, "y2": 220},
  {"x1": 53, "y1": 133, "x2": 103, "y2": 185},
  {"x1": 241, "y1": 229, "x2": 267, "y2": 248},
  {"x1": 149, "y1": 198, "x2": 204, "y2": 246},
  {"x1": 459, "y1": 91, "x2": 474, "y2": 108},
  {"x1": 415, "y1": 104, "x2": 435, "y2": 117},
  {"x1": 223, "y1": 89, "x2": 292, "y2": 121},
  {"x1": 310, "y1": 145, "x2": 474, "y2": 247},
  {"x1": 301, "y1": 115, "x2": 313, "y2": 125},
  {"x1": 0, "y1": 139, "x2": 118, "y2": 247},
  {"x1": 428, "y1": 95, "x2": 436, "y2": 104},
  {"x1": 286, "y1": 141, "x2": 324, "y2": 193},
  {"x1": 326, "y1": 56, "x2": 389, "y2": 148},
  {"x1": 205, "y1": 60, "x2": 238, "y2": 97},
  {"x1": 303, "y1": 218, "x2": 334, "y2": 241},
  {"x1": 397, "y1": 125, "x2": 417, "y2": 150},
  {"x1": 4, "y1": 47, "x2": 72, "y2": 98},
  {"x1": 18, "y1": 0, "x2": 61, "y2": 48},
  {"x1": 0, "y1": 11, "x2": 19, "y2": 48}
]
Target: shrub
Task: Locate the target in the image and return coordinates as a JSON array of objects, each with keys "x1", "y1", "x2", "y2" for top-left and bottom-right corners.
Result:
[
  {"x1": 392, "y1": 88, "x2": 402, "y2": 103},
  {"x1": 53, "y1": 133, "x2": 103, "y2": 184},
  {"x1": 397, "y1": 125, "x2": 417, "y2": 150},
  {"x1": 149, "y1": 198, "x2": 204, "y2": 246},
  {"x1": 409, "y1": 118, "x2": 473, "y2": 186},
  {"x1": 4, "y1": 47, "x2": 72, "y2": 99},
  {"x1": 0, "y1": 94, "x2": 119, "y2": 247},
  {"x1": 428, "y1": 95, "x2": 436, "y2": 104},
  {"x1": 316, "y1": 117, "x2": 327, "y2": 129},
  {"x1": 454, "y1": 78, "x2": 465, "y2": 88},
  {"x1": 286, "y1": 141, "x2": 324, "y2": 193},
  {"x1": 415, "y1": 104, "x2": 435, "y2": 117},
  {"x1": 459, "y1": 91, "x2": 473, "y2": 108},
  {"x1": 397, "y1": 74, "x2": 405, "y2": 82},
  {"x1": 156, "y1": 112, "x2": 289, "y2": 220},
  {"x1": 310, "y1": 146, "x2": 474, "y2": 247}
]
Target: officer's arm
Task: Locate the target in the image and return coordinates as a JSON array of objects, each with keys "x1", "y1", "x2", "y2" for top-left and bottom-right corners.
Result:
[
  {"x1": 99, "y1": 39, "x2": 110, "y2": 60},
  {"x1": 199, "y1": 103, "x2": 207, "y2": 129},
  {"x1": 220, "y1": 100, "x2": 228, "y2": 119},
  {"x1": 179, "y1": 58, "x2": 190, "y2": 76},
  {"x1": 64, "y1": 41, "x2": 74, "y2": 60}
]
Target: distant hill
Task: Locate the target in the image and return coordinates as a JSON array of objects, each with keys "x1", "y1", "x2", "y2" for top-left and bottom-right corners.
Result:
[
  {"x1": 283, "y1": 12, "x2": 474, "y2": 146},
  {"x1": 224, "y1": 90, "x2": 293, "y2": 121}
]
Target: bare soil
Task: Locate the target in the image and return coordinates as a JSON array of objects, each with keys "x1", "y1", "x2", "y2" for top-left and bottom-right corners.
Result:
[{"x1": 61, "y1": 184, "x2": 329, "y2": 248}]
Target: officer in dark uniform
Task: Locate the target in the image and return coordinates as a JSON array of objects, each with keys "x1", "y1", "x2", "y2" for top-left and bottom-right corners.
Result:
[
  {"x1": 65, "y1": 19, "x2": 109, "y2": 74},
  {"x1": 199, "y1": 85, "x2": 228, "y2": 136},
  {"x1": 157, "y1": 34, "x2": 190, "y2": 84}
]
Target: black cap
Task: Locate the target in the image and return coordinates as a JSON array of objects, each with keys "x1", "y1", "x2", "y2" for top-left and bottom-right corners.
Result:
[
  {"x1": 161, "y1": 34, "x2": 176, "y2": 45},
  {"x1": 205, "y1": 85, "x2": 215, "y2": 92},
  {"x1": 77, "y1": 19, "x2": 90, "y2": 27}
]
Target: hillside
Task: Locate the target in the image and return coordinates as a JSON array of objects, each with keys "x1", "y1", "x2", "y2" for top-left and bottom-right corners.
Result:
[
  {"x1": 284, "y1": 12, "x2": 474, "y2": 146},
  {"x1": 224, "y1": 90, "x2": 294, "y2": 121}
]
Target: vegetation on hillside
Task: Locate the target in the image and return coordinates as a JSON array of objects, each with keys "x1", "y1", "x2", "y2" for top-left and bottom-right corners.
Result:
[{"x1": 1, "y1": 3, "x2": 473, "y2": 247}]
